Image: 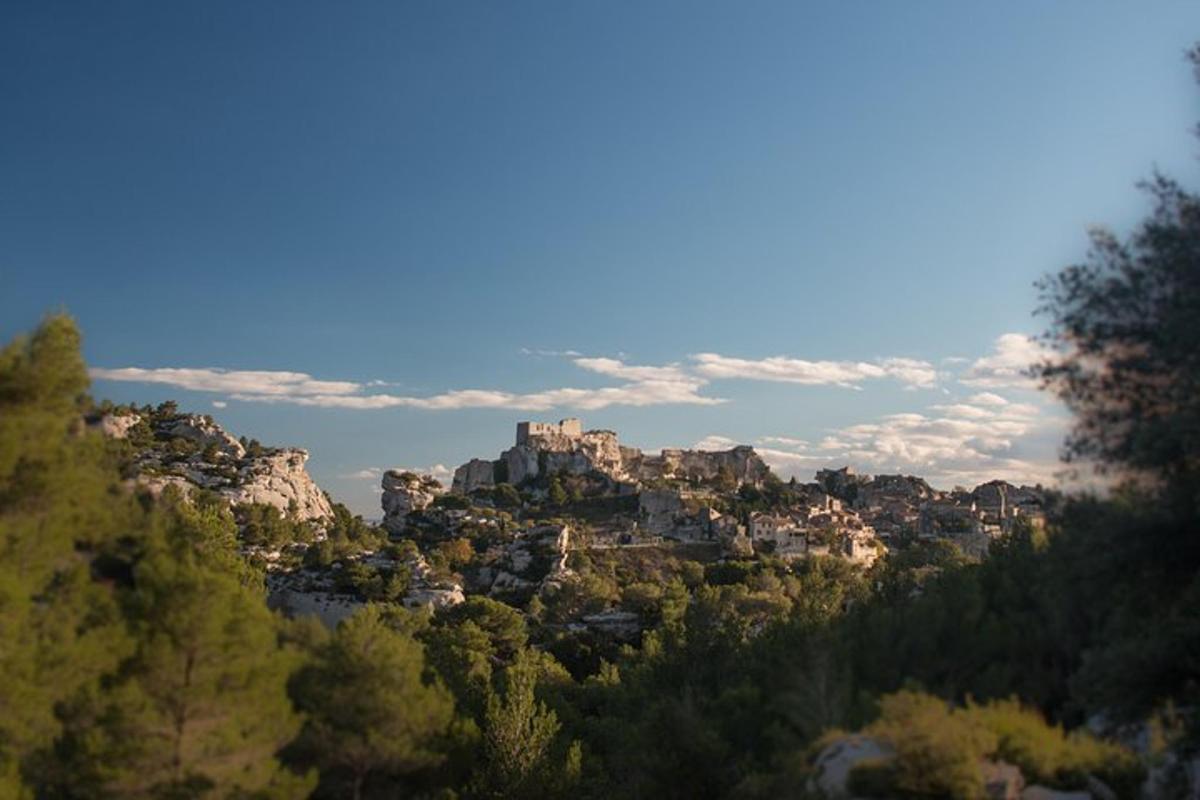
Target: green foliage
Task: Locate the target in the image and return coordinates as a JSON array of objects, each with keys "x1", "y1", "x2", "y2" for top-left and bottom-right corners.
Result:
[
  {"x1": 966, "y1": 698, "x2": 1143, "y2": 794},
  {"x1": 290, "y1": 605, "x2": 457, "y2": 799},
  {"x1": 852, "y1": 691, "x2": 995, "y2": 799},
  {"x1": 1035, "y1": 174, "x2": 1200, "y2": 508},
  {"x1": 547, "y1": 476, "x2": 568, "y2": 507},
  {"x1": 492, "y1": 483, "x2": 523, "y2": 509},
  {"x1": 79, "y1": 525, "x2": 311, "y2": 797},
  {"x1": 478, "y1": 651, "x2": 568, "y2": 799},
  {"x1": 238, "y1": 502, "x2": 317, "y2": 549},
  {"x1": 433, "y1": 492, "x2": 472, "y2": 510},
  {"x1": 0, "y1": 314, "x2": 138, "y2": 793}
]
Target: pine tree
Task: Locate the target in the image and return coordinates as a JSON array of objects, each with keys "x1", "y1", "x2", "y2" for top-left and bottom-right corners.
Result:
[
  {"x1": 0, "y1": 315, "x2": 136, "y2": 794},
  {"x1": 291, "y1": 606, "x2": 457, "y2": 800},
  {"x1": 79, "y1": 511, "x2": 312, "y2": 798},
  {"x1": 478, "y1": 652, "x2": 562, "y2": 799}
]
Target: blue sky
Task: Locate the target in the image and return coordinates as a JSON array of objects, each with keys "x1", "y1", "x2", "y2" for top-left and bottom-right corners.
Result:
[{"x1": 3, "y1": 2, "x2": 1198, "y2": 516}]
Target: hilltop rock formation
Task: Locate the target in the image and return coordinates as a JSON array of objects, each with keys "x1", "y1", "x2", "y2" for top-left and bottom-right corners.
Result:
[
  {"x1": 381, "y1": 470, "x2": 445, "y2": 533},
  {"x1": 94, "y1": 408, "x2": 332, "y2": 521},
  {"x1": 165, "y1": 413, "x2": 246, "y2": 459},
  {"x1": 90, "y1": 410, "x2": 142, "y2": 439},
  {"x1": 633, "y1": 445, "x2": 770, "y2": 485},
  {"x1": 222, "y1": 448, "x2": 332, "y2": 520},
  {"x1": 452, "y1": 417, "x2": 769, "y2": 495}
]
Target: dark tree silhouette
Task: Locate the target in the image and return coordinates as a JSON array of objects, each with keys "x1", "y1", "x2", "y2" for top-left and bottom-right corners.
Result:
[{"x1": 1035, "y1": 47, "x2": 1200, "y2": 512}]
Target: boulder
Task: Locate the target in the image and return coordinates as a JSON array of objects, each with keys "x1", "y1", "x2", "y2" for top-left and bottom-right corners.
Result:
[{"x1": 808, "y1": 735, "x2": 896, "y2": 799}]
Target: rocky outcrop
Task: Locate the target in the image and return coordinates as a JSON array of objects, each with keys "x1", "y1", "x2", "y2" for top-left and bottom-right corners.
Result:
[
  {"x1": 452, "y1": 458, "x2": 496, "y2": 494},
  {"x1": 222, "y1": 448, "x2": 333, "y2": 521},
  {"x1": 165, "y1": 414, "x2": 246, "y2": 459},
  {"x1": 401, "y1": 552, "x2": 466, "y2": 611},
  {"x1": 651, "y1": 445, "x2": 770, "y2": 486},
  {"x1": 502, "y1": 445, "x2": 543, "y2": 486},
  {"x1": 381, "y1": 470, "x2": 444, "y2": 533},
  {"x1": 482, "y1": 524, "x2": 571, "y2": 596},
  {"x1": 97, "y1": 408, "x2": 334, "y2": 522},
  {"x1": 90, "y1": 412, "x2": 142, "y2": 439},
  {"x1": 267, "y1": 580, "x2": 364, "y2": 628},
  {"x1": 452, "y1": 419, "x2": 771, "y2": 495}
]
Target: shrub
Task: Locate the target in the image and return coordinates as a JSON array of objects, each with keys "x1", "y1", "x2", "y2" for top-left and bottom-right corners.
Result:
[{"x1": 853, "y1": 691, "x2": 995, "y2": 799}]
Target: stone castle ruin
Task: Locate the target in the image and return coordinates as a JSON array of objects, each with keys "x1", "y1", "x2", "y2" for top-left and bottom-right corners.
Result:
[
  {"x1": 451, "y1": 418, "x2": 769, "y2": 494},
  {"x1": 516, "y1": 417, "x2": 583, "y2": 445}
]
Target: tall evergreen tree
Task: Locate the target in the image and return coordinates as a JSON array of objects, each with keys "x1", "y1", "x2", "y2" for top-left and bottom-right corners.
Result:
[
  {"x1": 290, "y1": 606, "x2": 457, "y2": 800},
  {"x1": 0, "y1": 315, "x2": 136, "y2": 795}
]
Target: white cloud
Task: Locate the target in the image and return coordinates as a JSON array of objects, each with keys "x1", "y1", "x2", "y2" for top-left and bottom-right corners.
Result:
[
  {"x1": 693, "y1": 434, "x2": 741, "y2": 451},
  {"x1": 574, "y1": 357, "x2": 691, "y2": 383},
  {"x1": 520, "y1": 348, "x2": 583, "y2": 357},
  {"x1": 211, "y1": 400, "x2": 227, "y2": 409},
  {"x1": 960, "y1": 334, "x2": 1052, "y2": 389},
  {"x1": 339, "y1": 468, "x2": 383, "y2": 480},
  {"x1": 967, "y1": 392, "x2": 1009, "y2": 407},
  {"x1": 754, "y1": 390, "x2": 1065, "y2": 488},
  {"x1": 690, "y1": 353, "x2": 938, "y2": 389},
  {"x1": 758, "y1": 435, "x2": 810, "y2": 449},
  {"x1": 93, "y1": 359, "x2": 723, "y2": 412},
  {"x1": 89, "y1": 367, "x2": 360, "y2": 397}
]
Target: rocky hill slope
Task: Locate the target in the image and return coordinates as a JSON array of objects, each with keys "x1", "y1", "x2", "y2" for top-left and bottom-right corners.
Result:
[{"x1": 91, "y1": 404, "x2": 333, "y2": 521}]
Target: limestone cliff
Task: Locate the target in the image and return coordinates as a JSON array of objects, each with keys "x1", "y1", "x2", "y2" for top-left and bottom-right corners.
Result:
[
  {"x1": 221, "y1": 448, "x2": 333, "y2": 521},
  {"x1": 96, "y1": 410, "x2": 333, "y2": 521}
]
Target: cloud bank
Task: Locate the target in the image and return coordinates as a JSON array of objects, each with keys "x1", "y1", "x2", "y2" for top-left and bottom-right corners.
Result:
[
  {"x1": 690, "y1": 353, "x2": 938, "y2": 389},
  {"x1": 91, "y1": 332, "x2": 1050, "y2": 414},
  {"x1": 91, "y1": 359, "x2": 723, "y2": 411},
  {"x1": 710, "y1": 389, "x2": 1064, "y2": 488}
]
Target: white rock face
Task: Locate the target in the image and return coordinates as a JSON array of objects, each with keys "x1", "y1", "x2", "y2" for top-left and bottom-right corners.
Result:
[
  {"x1": 268, "y1": 586, "x2": 364, "y2": 628},
  {"x1": 222, "y1": 449, "x2": 333, "y2": 521},
  {"x1": 502, "y1": 446, "x2": 542, "y2": 485},
  {"x1": 402, "y1": 552, "x2": 465, "y2": 611},
  {"x1": 639, "y1": 489, "x2": 684, "y2": 535},
  {"x1": 488, "y1": 524, "x2": 571, "y2": 595},
  {"x1": 403, "y1": 585, "x2": 466, "y2": 611},
  {"x1": 651, "y1": 445, "x2": 769, "y2": 485},
  {"x1": 166, "y1": 414, "x2": 246, "y2": 459},
  {"x1": 92, "y1": 412, "x2": 142, "y2": 439},
  {"x1": 452, "y1": 458, "x2": 496, "y2": 494},
  {"x1": 97, "y1": 409, "x2": 333, "y2": 522},
  {"x1": 381, "y1": 470, "x2": 444, "y2": 533}
]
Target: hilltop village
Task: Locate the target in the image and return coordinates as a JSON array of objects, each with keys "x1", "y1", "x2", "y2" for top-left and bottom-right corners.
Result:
[
  {"x1": 442, "y1": 417, "x2": 1046, "y2": 565},
  {"x1": 95, "y1": 407, "x2": 1049, "y2": 631}
]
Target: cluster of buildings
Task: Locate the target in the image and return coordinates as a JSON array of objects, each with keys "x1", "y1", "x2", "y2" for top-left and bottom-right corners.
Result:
[
  {"x1": 441, "y1": 421, "x2": 1048, "y2": 568},
  {"x1": 748, "y1": 491, "x2": 881, "y2": 566},
  {"x1": 815, "y1": 467, "x2": 1047, "y2": 558}
]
